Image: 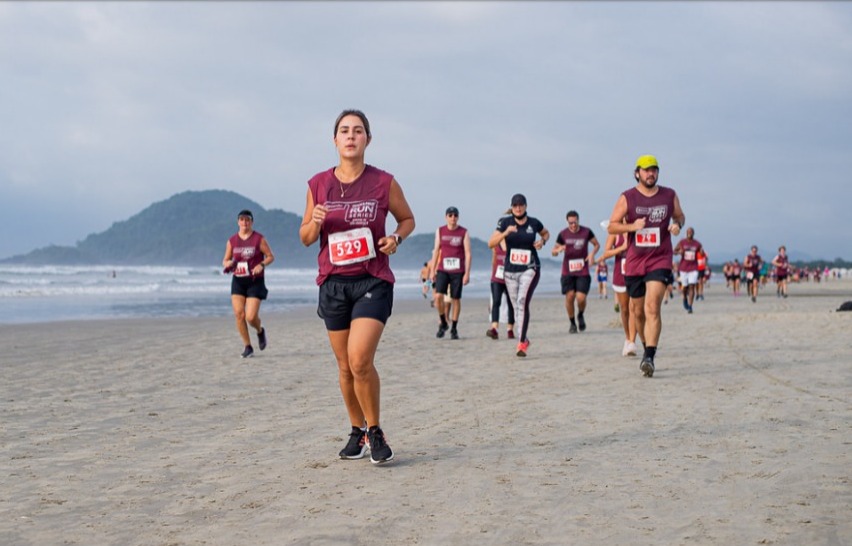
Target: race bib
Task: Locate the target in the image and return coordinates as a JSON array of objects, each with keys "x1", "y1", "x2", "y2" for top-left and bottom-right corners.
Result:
[
  {"x1": 684, "y1": 250, "x2": 696, "y2": 261},
  {"x1": 746, "y1": 271, "x2": 754, "y2": 280},
  {"x1": 509, "y1": 248, "x2": 532, "y2": 266},
  {"x1": 495, "y1": 265, "x2": 505, "y2": 280},
  {"x1": 620, "y1": 259, "x2": 626, "y2": 276},
  {"x1": 568, "y1": 259, "x2": 584, "y2": 273},
  {"x1": 635, "y1": 227, "x2": 660, "y2": 247},
  {"x1": 328, "y1": 227, "x2": 376, "y2": 266},
  {"x1": 234, "y1": 261, "x2": 250, "y2": 277},
  {"x1": 442, "y1": 257, "x2": 461, "y2": 271}
]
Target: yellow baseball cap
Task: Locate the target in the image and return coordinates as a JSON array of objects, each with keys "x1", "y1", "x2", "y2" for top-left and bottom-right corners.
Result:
[{"x1": 635, "y1": 155, "x2": 659, "y2": 169}]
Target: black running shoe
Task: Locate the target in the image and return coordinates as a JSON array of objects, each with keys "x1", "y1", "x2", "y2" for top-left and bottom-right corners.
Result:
[
  {"x1": 241, "y1": 345, "x2": 254, "y2": 358},
  {"x1": 640, "y1": 357, "x2": 655, "y2": 378},
  {"x1": 450, "y1": 329, "x2": 459, "y2": 340},
  {"x1": 339, "y1": 427, "x2": 368, "y2": 459},
  {"x1": 436, "y1": 324, "x2": 447, "y2": 338},
  {"x1": 258, "y1": 328, "x2": 267, "y2": 351},
  {"x1": 569, "y1": 323, "x2": 578, "y2": 334},
  {"x1": 578, "y1": 314, "x2": 586, "y2": 332},
  {"x1": 367, "y1": 426, "x2": 394, "y2": 464}
]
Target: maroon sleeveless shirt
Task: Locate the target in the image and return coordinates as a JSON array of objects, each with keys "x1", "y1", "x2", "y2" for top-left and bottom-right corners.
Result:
[
  {"x1": 308, "y1": 165, "x2": 395, "y2": 286},
  {"x1": 677, "y1": 238, "x2": 702, "y2": 272},
  {"x1": 229, "y1": 231, "x2": 265, "y2": 278},
  {"x1": 623, "y1": 185, "x2": 677, "y2": 276},
  {"x1": 436, "y1": 225, "x2": 468, "y2": 273},
  {"x1": 612, "y1": 234, "x2": 627, "y2": 287}
]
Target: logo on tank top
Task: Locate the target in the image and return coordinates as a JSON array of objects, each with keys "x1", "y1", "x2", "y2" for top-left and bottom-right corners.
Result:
[
  {"x1": 233, "y1": 246, "x2": 256, "y2": 258},
  {"x1": 327, "y1": 200, "x2": 379, "y2": 226},
  {"x1": 636, "y1": 205, "x2": 668, "y2": 224},
  {"x1": 443, "y1": 235, "x2": 463, "y2": 246}
]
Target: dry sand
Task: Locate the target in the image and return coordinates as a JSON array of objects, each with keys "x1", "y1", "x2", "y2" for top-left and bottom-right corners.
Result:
[{"x1": 2, "y1": 280, "x2": 851, "y2": 545}]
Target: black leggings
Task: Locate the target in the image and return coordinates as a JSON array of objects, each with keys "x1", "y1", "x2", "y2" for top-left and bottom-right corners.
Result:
[{"x1": 490, "y1": 282, "x2": 515, "y2": 324}]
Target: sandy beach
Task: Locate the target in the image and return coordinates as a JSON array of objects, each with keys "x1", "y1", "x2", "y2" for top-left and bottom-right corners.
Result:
[{"x1": 2, "y1": 280, "x2": 850, "y2": 545}]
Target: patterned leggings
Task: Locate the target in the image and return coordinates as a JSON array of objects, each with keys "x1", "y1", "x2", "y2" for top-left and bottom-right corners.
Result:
[{"x1": 504, "y1": 268, "x2": 540, "y2": 343}]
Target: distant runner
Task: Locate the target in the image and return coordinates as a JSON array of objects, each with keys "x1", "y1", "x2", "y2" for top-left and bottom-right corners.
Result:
[
  {"x1": 551, "y1": 210, "x2": 599, "y2": 333},
  {"x1": 488, "y1": 193, "x2": 550, "y2": 357},
  {"x1": 429, "y1": 206, "x2": 471, "y2": 340}
]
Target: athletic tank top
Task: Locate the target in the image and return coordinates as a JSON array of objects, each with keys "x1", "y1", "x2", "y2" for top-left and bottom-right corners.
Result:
[
  {"x1": 308, "y1": 165, "x2": 395, "y2": 286},
  {"x1": 623, "y1": 186, "x2": 677, "y2": 276},
  {"x1": 229, "y1": 231, "x2": 265, "y2": 278},
  {"x1": 774, "y1": 254, "x2": 789, "y2": 275},
  {"x1": 745, "y1": 254, "x2": 762, "y2": 274},
  {"x1": 678, "y1": 238, "x2": 701, "y2": 272},
  {"x1": 612, "y1": 234, "x2": 627, "y2": 287},
  {"x1": 436, "y1": 225, "x2": 468, "y2": 273},
  {"x1": 491, "y1": 245, "x2": 508, "y2": 284}
]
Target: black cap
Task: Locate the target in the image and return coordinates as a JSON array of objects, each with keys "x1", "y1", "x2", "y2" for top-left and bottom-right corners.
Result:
[
  {"x1": 446, "y1": 206, "x2": 459, "y2": 215},
  {"x1": 238, "y1": 209, "x2": 253, "y2": 220},
  {"x1": 511, "y1": 193, "x2": 527, "y2": 206}
]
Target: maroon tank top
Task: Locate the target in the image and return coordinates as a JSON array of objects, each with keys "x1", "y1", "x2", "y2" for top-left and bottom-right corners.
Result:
[
  {"x1": 308, "y1": 165, "x2": 395, "y2": 285},
  {"x1": 677, "y1": 238, "x2": 701, "y2": 272},
  {"x1": 774, "y1": 255, "x2": 789, "y2": 275},
  {"x1": 612, "y1": 234, "x2": 627, "y2": 287},
  {"x1": 229, "y1": 231, "x2": 265, "y2": 278},
  {"x1": 436, "y1": 225, "x2": 468, "y2": 273},
  {"x1": 623, "y1": 186, "x2": 677, "y2": 276},
  {"x1": 491, "y1": 245, "x2": 507, "y2": 284}
]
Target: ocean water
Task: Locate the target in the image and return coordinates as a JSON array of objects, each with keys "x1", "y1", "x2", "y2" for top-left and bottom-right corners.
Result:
[{"x1": 0, "y1": 265, "x2": 564, "y2": 325}]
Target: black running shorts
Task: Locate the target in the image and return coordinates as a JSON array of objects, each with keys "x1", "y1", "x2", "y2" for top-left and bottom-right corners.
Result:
[
  {"x1": 560, "y1": 274, "x2": 592, "y2": 295},
  {"x1": 625, "y1": 268, "x2": 674, "y2": 299},
  {"x1": 318, "y1": 274, "x2": 394, "y2": 331},
  {"x1": 434, "y1": 271, "x2": 464, "y2": 299},
  {"x1": 231, "y1": 275, "x2": 269, "y2": 300}
]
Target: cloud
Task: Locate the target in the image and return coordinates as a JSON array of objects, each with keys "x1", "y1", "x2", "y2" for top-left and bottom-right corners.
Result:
[{"x1": 1, "y1": 1, "x2": 851, "y2": 261}]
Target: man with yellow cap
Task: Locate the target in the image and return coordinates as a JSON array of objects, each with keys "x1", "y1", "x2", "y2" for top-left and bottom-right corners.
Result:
[{"x1": 606, "y1": 155, "x2": 685, "y2": 377}]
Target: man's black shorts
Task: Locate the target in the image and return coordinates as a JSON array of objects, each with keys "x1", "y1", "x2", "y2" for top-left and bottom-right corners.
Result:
[{"x1": 434, "y1": 271, "x2": 464, "y2": 299}]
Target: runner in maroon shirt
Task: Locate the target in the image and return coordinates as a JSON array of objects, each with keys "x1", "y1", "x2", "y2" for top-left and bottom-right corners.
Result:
[
  {"x1": 772, "y1": 245, "x2": 790, "y2": 298},
  {"x1": 731, "y1": 259, "x2": 743, "y2": 297},
  {"x1": 222, "y1": 209, "x2": 275, "y2": 359},
  {"x1": 299, "y1": 109, "x2": 415, "y2": 464},
  {"x1": 551, "y1": 210, "x2": 599, "y2": 333},
  {"x1": 487, "y1": 239, "x2": 515, "y2": 340},
  {"x1": 607, "y1": 155, "x2": 685, "y2": 378},
  {"x1": 428, "y1": 206, "x2": 472, "y2": 340},
  {"x1": 744, "y1": 245, "x2": 764, "y2": 303},
  {"x1": 599, "y1": 225, "x2": 637, "y2": 357},
  {"x1": 674, "y1": 227, "x2": 703, "y2": 314}
]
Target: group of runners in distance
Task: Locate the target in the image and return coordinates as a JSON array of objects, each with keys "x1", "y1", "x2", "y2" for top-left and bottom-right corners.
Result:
[
  {"x1": 721, "y1": 245, "x2": 824, "y2": 301},
  {"x1": 220, "y1": 108, "x2": 802, "y2": 464},
  {"x1": 424, "y1": 154, "x2": 685, "y2": 378}
]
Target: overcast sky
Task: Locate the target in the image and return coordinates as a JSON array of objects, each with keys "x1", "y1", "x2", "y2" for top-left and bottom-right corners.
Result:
[{"x1": 2, "y1": 1, "x2": 851, "y2": 262}]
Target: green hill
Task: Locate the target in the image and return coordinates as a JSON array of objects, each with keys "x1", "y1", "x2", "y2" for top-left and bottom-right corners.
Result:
[{"x1": 2, "y1": 190, "x2": 499, "y2": 269}]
